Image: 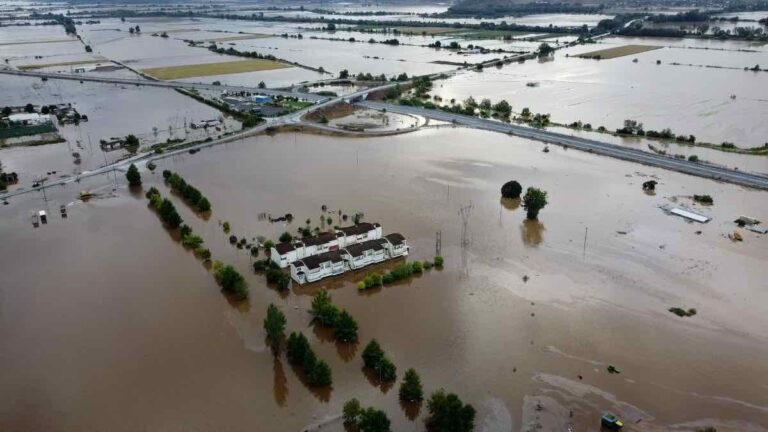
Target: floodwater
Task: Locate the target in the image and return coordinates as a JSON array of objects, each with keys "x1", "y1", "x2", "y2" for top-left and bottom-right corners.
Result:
[
  {"x1": 430, "y1": 35, "x2": 768, "y2": 150},
  {"x1": 0, "y1": 74, "x2": 238, "y2": 186},
  {"x1": 2, "y1": 127, "x2": 767, "y2": 432}
]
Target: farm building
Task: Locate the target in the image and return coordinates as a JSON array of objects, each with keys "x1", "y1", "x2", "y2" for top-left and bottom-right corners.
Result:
[{"x1": 290, "y1": 250, "x2": 346, "y2": 284}]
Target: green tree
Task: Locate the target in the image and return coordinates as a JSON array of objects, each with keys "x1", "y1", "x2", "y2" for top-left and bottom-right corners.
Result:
[
  {"x1": 500, "y1": 180, "x2": 522, "y2": 199},
  {"x1": 278, "y1": 231, "x2": 293, "y2": 243},
  {"x1": 522, "y1": 187, "x2": 548, "y2": 220},
  {"x1": 263, "y1": 303, "x2": 287, "y2": 353},
  {"x1": 334, "y1": 309, "x2": 358, "y2": 342},
  {"x1": 307, "y1": 359, "x2": 332, "y2": 387},
  {"x1": 425, "y1": 390, "x2": 476, "y2": 432},
  {"x1": 125, "y1": 163, "x2": 141, "y2": 186},
  {"x1": 286, "y1": 332, "x2": 310, "y2": 363},
  {"x1": 2, "y1": 106, "x2": 12, "y2": 116},
  {"x1": 377, "y1": 357, "x2": 396, "y2": 382},
  {"x1": 362, "y1": 339, "x2": 384, "y2": 369},
  {"x1": 125, "y1": 134, "x2": 140, "y2": 153},
  {"x1": 214, "y1": 264, "x2": 248, "y2": 299},
  {"x1": 343, "y1": 398, "x2": 362, "y2": 426},
  {"x1": 399, "y1": 368, "x2": 424, "y2": 402},
  {"x1": 197, "y1": 197, "x2": 211, "y2": 212},
  {"x1": 310, "y1": 289, "x2": 340, "y2": 327},
  {"x1": 359, "y1": 408, "x2": 391, "y2": 432}
]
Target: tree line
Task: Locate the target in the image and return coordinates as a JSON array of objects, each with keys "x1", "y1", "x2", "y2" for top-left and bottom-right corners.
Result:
[{"x1": 162, "y1": 170, "x2": 212, "y2": 212}]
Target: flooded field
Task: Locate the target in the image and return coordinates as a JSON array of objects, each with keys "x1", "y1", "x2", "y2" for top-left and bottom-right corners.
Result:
[
  {"x1": 2, "y1": 127, "x2": 767, "y2": 432},
  {"x1": 430, "y1": 36, "x2": 768, "y2": 150},
  {"x1": 0, "y1": 74, "x2": 238, "y2": 186}
]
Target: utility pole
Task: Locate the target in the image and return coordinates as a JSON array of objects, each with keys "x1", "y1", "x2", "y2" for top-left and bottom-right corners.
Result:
[
  {"x1": 435, "y1": 230, "x2": 442, "y2": 256},
  {"x1": 582, "y1": 227, "x2": 588, "y2": 259},
  {"x1": 459, "y1": 203, "x2": 473, "y2": 248}
]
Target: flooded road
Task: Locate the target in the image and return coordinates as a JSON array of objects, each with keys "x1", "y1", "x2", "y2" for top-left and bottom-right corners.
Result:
[{"x1": 1, "y1": 128, "x2": 767, "y2": 432}]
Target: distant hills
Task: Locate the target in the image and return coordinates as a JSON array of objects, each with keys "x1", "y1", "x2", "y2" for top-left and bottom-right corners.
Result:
[{"x1": 445, "y1": 0, "x2": 604, "y2": 17}]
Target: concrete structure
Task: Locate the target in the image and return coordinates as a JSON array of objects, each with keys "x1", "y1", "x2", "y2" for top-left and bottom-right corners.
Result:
[{"x1": 340, "y1": 238, "x2": 389, "y2": 270}]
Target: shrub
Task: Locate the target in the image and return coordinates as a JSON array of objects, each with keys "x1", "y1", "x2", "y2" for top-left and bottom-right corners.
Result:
[
  {"x1": 357, "y1": 281, "x2": 367, "y2": 290},
  {"x1": 222, "y1": 221, "x2": 230, "y2": 233},
  {"x1": 382, "y1": 273, "x2": 394, "y2": 284},
  {"x1": 359, "y1": 408, "x2": 391, "y2": 432},
  {"x1": 688, "y1": 154, "x2": 699, "y2": 162},
  {"x1": 125, "y1": 163, "x2": 141, "y2": 186},
  {"x1": 411, "y1": 261, "x2": 423, "y2": 273},
  {"x1": 145, "y1": 186, "x2": 160, "y2": 200},
  {"x1": 434, "y1": 256, "x2": 444, "y2": 267},
  {"x1": 362, "y1": 339, "x2": 384, "y2": 369},
  {"x1": 181, "y1": 234, "x2": 204, "y2": 248},
  {"x1": 195, "y1": 248, "x2": 211, "y2": 260},
  {"x1": 307, "y1": 359, "x2": 332, "y2": 387},
  {"x1": 263, "y1": 303, "x2": 286, "y2": 352},
  {"x1": 263, "y1": 239, "x2": 275, "y2": 250},
  {"x1": 162, "y1": 170, "x2": 172, "y2": 179},
  {"x1": 522, "y1": 187, "x2": 548, "y2": 220},
  {"x1": 197, "y1": 197, "x2": 211, "y2": 212},
  {"x1": 214, "y1": 264, "x2": 248, "y2": 299},
  {"x1": 693, "y1": 194, "x2": 714, "y2": 205},
  {"x1": 500, "y1": 180, "x2": 522, "y2": 198}
]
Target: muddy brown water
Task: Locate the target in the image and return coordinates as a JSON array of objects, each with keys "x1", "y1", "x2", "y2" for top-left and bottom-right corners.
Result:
[{"x1": 1, "y1": 127, "x2": 767, "y2": 432}]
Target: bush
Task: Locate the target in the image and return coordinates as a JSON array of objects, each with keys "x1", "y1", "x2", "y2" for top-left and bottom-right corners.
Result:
[
  {"x1": 263, "y1": 303, "x2": 286, "y2": 352},
  {"x1": 357, "y1": 281, "x2": 367, "y2": 290},
  {"x1": 306, "y1": 359, "x2": 332, "y2": 387},
  {"x1": 310, "y1": 289, "x2": 340, "y2": 327},
  {"x1": 382, "y1": 273, "x2": 394, "y2": 284},
  {"x1": 688, "y1": 154, "x2": 699, "y2": 162},
  {"x1": 214, "y1": 263, "x2": 248, "y2": 299},
  {"x1": 434, "y1": 256, "x2": 444, "y2": 267},
  {"x1": 522, "y1": 187, "x2": 548, "y2": 220},
  {"x1": 195, "y1": 248, "x2": 211, "y2": 260},
  {"x1": 500, "y1": 180, "x2": 522, "y2": 198},
  {"x1": 359, "y1": 408, "x2": 391, "y2": 432},
  {"x1": 145, "y1": 186, "x2": 160, "y2": 200},
  {"x1": 362, "y1": 339, "x2": 385, "y2": 369},
  {"x1": 693, "y1": 194, "x2": 713, "y2": 205},
  {"x1": 263, "y1": 239, "x2": 275, "y2": 250},
  {"x1": 181, "y1": 234, "x2": 204, "y2": 248},
  {"x1": 412, "y1": 261, "x2": 423, "y2": 273}
]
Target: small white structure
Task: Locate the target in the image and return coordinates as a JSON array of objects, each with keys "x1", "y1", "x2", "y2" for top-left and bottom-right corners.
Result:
[
  {"x1": 335, "y1": 222, "x2": 382, "y2": 247},
  {"x1": 668, "y1": 207, "x2": 711, "y2": 223},
  {"x1": 383, "y1": 233, "x2": 408, "y2": 257},
  {"x1": 290, "y1": 250, "x2": 346, "y2": 284},
  {"x1": 6, "y1": 113, "x2": 52, "y2": 126},
  {"x1": 270, "y1": 242, "x2": 297, "y2": 268},
  {"x1": 341, "y1": 238, "x2": 389, "y2": 270}
]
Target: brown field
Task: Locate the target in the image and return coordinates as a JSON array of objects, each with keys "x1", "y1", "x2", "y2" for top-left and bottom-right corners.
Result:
[
  {"x1": 576, "y1": 44, "x2": 662, "y2": 59},
  {"x1": 142, "y1": 59, "x2": 290, "y2": 80}
]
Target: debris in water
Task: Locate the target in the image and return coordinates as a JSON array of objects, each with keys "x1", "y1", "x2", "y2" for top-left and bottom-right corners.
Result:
[
  {"x1": 607, "y1": 365, "x2": 621, "y2": 374},
  {"x1": 729, "y1": 231, "x2": 743, "y2": 242},
  {"x1": 523, "y1": 275, "x2": 530, "y2": 282}
]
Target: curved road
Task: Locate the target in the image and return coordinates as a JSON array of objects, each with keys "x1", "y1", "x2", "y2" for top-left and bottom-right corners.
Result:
[{"x1": 360, "y1": 101, "x2": 768, "y2": 190}]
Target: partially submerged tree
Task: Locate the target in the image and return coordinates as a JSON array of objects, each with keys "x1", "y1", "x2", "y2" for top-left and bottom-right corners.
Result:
[
  {"x1": 500, "y1": 180, "x2": 522, "y2": 199},
  {"x1": 125, "y1": 163, "x2": 141, "y2": 187},
  {"x1": 522, "y1": 187, "x2": 548, "y2": 220},
  {"x1": 399, "y1": 368, "x2": 424, "y2": 402},
  {"x1": 263, "y1": 303, "x2": 286, "y2": 353},
  {"x1": 425, "y1": 390, "x2": 476, "y2": 432}
]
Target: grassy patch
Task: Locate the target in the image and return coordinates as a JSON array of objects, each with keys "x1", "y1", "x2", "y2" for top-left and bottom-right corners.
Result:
[
  {"x1": 142, "y1": 59, "x2": 290, "y2": 80},
  {"x1": 359, "y1": 26, "x2": 462, "y2": 35},
  {"x1": 576, "y1": 44, "x2": 662, "y2": 60}
]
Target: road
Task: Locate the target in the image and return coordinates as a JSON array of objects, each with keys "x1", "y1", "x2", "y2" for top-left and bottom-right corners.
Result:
[
  {"x1": 359, "y1": 101, "x2": 768, "y2": 190},
  {"x1": 0, "y1": 68, "x2": 328, "y2": 102}
]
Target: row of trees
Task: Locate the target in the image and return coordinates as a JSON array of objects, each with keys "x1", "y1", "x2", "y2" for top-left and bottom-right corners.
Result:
[
  {"x1": 162, "y1": 170, "x2": 212, "y2": 212},
  {"x1": 310, "y1": 289, "x2": 359, "y2": 342},
  {"x1": 616, "y1": 119, "x2": 696, "y2": 143},
  {"x1": 357, "y1": 257, "x2": 442, "y2": 291},
  {"x1": 362, "y1": 339, "x2": 397, "y2": 382},
  {"x1": 287, "y1": 331, "x2": 333, "y2": 387}
]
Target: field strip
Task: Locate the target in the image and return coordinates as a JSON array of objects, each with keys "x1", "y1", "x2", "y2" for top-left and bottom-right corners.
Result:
[
  {"x1": 576, "y1": 44, "x2": 662, "y2": 59},
  {"x1": 142, "y1": 59, "x2": 291, "y2": 79}
]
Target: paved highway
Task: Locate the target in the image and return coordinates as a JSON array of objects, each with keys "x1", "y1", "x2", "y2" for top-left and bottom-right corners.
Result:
[
  {"x1": 359, "y1": 101, "x2": 768, "y2": 190},
  {"x1": 0, "y1": 68, "x2": 327, "y2": 102}
]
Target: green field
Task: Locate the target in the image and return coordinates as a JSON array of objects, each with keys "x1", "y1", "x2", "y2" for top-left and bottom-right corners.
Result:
[{"x1": 142, "y1": 59, "x2": 291, "y2": 80}]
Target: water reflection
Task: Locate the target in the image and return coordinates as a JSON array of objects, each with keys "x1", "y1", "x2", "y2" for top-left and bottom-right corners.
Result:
[
  {"x1": 500, "y1": 197, "x2": 521, "y2": 211},
  {"x1": 288, "y1": 361, "x2": 332, "y2": 402},
  {"x1": 362, "y1": 367, "x2": 395, "y2": 394},
  {"x1": 273, "y1": 356, "x2": 288, "y2": 407},
  {"x1": 520, "y1": 219, "x2": 546, "y2": 247},
  {"x1": 336, "y1": 340, "x2": 359, "y2": 363},
  {"x1": 400, "y1": 400, "x2": 422, "y2": 421}
]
